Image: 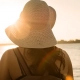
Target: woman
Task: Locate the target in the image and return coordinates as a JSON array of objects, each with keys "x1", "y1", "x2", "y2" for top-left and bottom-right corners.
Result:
[{"x1": 0, "y1": 0, "x2": 74, "y2": 80}]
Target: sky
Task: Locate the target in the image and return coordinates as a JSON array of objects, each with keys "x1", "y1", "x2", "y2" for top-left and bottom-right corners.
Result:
[{"x1": 0, "y1": 0, "x2": 80, "y2": 43}]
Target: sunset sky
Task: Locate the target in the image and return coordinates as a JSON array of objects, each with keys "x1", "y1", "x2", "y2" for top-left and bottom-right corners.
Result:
[{"x1": 0, "y1": 0, "x2": 80, "y2": 44}]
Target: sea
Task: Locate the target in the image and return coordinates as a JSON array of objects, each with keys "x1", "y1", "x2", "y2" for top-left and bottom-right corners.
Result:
[{"x1": 0, "y1": 43, "x2": 80, "y2": 80}]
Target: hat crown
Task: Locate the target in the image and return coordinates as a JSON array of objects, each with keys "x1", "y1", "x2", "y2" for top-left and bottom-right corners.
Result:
[{"x1": 20, "y1": 0, "x2": 49, "y2": 26}]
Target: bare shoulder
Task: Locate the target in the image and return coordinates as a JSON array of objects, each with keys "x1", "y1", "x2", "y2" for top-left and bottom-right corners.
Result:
[
  {"x1": 56, "y1": 47, "x2": 71, "y2": 60},
  {"x1": 60, "y1": 48, "x2": 71, "y2": 62},
  {"x1": 1, "y1": 47, "x2": 18, "y2": 61},
  {"x1": 56, "y1": 47, "x2": 73, "y2": 77}
]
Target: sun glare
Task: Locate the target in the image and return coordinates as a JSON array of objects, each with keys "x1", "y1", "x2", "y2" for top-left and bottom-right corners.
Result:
[
  {"x1": 0, "y1": 3, "x2": 21, "y2": 30},
  {"x1": 0, "y1": 2, "x2": 22, "y2": 43}
]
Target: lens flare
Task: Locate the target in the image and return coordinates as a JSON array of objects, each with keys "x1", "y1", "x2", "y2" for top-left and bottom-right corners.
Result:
[{"x1": 66, "y1": 75, "x2": 73, "y2": 80}]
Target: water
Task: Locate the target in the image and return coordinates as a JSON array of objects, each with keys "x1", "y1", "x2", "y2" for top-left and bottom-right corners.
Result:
[
  {"x1": 57, "y1": 43, "x2": 80, "y2": 80},
  {"x1": 0, "y1": 43, "x2": 80, "y2": 80}
]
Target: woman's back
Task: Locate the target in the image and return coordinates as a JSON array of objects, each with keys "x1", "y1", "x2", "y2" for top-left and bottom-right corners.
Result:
[{"x1": 0, "y1": 46, "x2": 73, "y2": 80}]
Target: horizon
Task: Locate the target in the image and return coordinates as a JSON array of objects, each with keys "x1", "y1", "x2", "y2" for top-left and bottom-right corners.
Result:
[
  {"x1": 0, "y1": 39, "x2": 80, "y2": 44},
  {"x1": 0, "y1": 0, "x2": 80, "y2": 43}
]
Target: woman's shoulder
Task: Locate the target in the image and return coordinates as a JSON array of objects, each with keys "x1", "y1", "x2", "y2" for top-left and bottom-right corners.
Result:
[
  {"x1": 55, "y1": 46, "x2": 73, "y2": 77},
  {"x1": 1, "y1": 47, "x2": 19, "y2": 60},
  {"x1": 55, "y1": 46, "x2": 69, "y2": 58},
  {"x1": 55, "y1": 46, "x2": 72, "y2": 68}
]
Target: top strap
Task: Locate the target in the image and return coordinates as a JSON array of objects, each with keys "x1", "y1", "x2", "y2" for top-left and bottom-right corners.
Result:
[{"x1": 13, "y1": 48, "x2": 32, "y2": 76}]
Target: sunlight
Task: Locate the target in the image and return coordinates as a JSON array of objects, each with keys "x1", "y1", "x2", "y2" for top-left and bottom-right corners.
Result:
[
  {"x1": 0, "y1": 3, "x2": 21, "y2": 30},
  {"x1": 0, "y1": 0, "x2": 80, "y2": 42}
]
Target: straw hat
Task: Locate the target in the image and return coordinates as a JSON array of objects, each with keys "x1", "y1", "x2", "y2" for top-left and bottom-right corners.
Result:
[
  {"x1": 5, "y1": 0, "x2": 57, "y2": 48},
  {"x1": 49, "y1": 6, "x2": 56, "y2": 29}
]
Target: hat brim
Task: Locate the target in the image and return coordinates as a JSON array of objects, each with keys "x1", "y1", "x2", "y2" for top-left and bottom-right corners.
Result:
[{"x1": 5, "y1": 24, "x2": 57, "y2": 48}]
